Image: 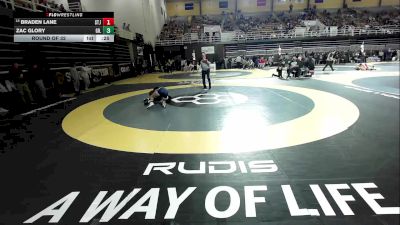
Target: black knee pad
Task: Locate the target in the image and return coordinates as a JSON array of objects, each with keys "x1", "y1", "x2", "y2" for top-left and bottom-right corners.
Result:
[
  {"x1": 166, "y1": 95, "x2": 172, "y2": 103},
  {"x1": 144, "y1": 98, "x2": 150, "y2": 106}
]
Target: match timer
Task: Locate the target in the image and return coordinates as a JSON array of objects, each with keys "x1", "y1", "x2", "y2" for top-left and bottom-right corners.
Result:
[{"x1": 14, "y1": 12, "x2": 115, "y2": 43}]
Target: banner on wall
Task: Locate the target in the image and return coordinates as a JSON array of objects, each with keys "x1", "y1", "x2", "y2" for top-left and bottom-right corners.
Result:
[
  {"x1": 90, "y1": 66, "x2": 112, "y2": 84},
  {"x1": 219, "y1": 1, "x2": 228, "y2": 8},
  {"x1": 257, "y1": 0, "x2": 266, "y2": 6},
  {"x1": 279, "y1": 0, "x2": 304, "y2": 3},
  {"x1": 221, "y1": 32, "x2": 235, "y2": 42},
  {"x1": 191, "y1": 33, "x2": 198, "y2": 41},
  {"x1": 201, "y1": 46, "x2": 215, "y2": 54},
  {"x1": 119, "y1": 64, "x2": 131, "y2": 77},
  {"x1": 204, "y1": 25, "x2": 221, "y2": 33},
  {"x1": 303, "y1": 20, "x2": 317, "y2": 27},
  {"x1": 118, "y1": 29, "x2": 134, "y2": 40},
  {"x1": 185, "y1": 3, "x2": 194, "y2": 10},
  {"x1": 329, "y1": 26, "x2": 338, "y2": 36}
]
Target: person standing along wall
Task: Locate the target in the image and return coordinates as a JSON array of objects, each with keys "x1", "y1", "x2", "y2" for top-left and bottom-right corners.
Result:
[
  {"x1": 69, "y1": 63, "x2": 80, "y2": 95},
  {"x1": 80, "y1": 63, "x2": 92, "y2": 91},
  {"x1": 11, "y1": 63, "x2": 34, "y2": 105},
  {"x1": 29, "y1": 63, "x2": 47, "y2": 101}
]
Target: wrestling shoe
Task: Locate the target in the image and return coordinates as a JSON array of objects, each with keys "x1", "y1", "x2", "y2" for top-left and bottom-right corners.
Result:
[{"x1": 146, "y1": 102, "x2": 154, "y2": 109}]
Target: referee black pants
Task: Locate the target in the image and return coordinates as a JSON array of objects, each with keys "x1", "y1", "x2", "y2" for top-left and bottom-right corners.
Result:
[
  {"x1": 323, "y1": 61, "x2": 334, "y2": 71},
  {"x1": 202, "y1": 69, "x2": 211, "y2": 89}
]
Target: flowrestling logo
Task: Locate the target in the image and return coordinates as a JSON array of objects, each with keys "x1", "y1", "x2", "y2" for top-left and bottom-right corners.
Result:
[{"x1": 23, "y1": 160, "x2": 400, "y2": 223}]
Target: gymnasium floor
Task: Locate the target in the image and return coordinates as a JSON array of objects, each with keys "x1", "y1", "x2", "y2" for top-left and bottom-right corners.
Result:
[{"x1": 1, "y1": 62, "x2": 399, "y2": 225}]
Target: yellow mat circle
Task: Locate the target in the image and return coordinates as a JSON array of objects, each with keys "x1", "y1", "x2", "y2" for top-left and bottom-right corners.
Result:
[{"x1": 62, "y1": 83, "x2": 359, "y2": 154}]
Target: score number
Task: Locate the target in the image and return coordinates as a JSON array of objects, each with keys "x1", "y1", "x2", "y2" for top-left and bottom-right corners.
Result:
[
  {"x1": 103, "y1": 18, "x2": 114, "y2": 26},
  {"x1": 102, "y1": 18, "x2": 114, "y2": 35},
  {"x1": 103, "y1": 26, "x2": 114, "y2": 34}
]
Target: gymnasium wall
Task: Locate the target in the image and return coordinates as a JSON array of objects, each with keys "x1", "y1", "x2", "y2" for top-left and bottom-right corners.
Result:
[
  {"x1": 312, "y1": 0, "x2": 343, "y2": 9},
  {"x1": 237, "y1": 0, "x2": 271, "y2": 13},
  {"x1": 202, "y1": 0, "x2": 236, "y2": 15},
  {"x1": 165, "y1": 0, "x2": 400, "y2": 16},
  {"x1": 381, "y1": 0, "x2": 400, "y2": 6},
  {"x1": 166, "y1": 0, "x2": 200, "y2": 16},
  {"x1": 273, "y1": 0, "x2": 308, "y2": 12},
  {"x1": 345, "y1": 0, "x2": 380, "y2": 8},
  {"x1": 309, "y1": 0, "x2": 400, "y2": 9}
]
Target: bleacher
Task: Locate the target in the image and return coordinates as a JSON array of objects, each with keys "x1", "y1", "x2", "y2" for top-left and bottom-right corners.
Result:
[
  {"x1": 157, "y1": 8, "x2": 400, "y2": 46},
  {"x1": 225, "y1": 37, "x2": 400, "y2": 58}
]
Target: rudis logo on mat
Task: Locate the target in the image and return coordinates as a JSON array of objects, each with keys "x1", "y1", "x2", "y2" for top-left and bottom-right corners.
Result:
[
  {"x1": 143, "y1": 160, "x2": 278, "y2": 175},
  {"x1": 23, "y1": 160, "x2": 400, "y2": 224}
]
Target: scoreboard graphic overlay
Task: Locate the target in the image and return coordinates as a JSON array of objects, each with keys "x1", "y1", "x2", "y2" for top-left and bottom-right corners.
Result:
[{"x1": 14, "y1": 12, "x2": 114, "y2": 42}]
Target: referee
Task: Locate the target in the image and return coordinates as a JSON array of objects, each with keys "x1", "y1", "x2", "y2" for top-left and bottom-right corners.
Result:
[
  {"x1": 323, "y1": 51, "x2": 336, "y2": 71},
  {"x1": 200, "y1": 52, "x2": 211, "y2": 90}
]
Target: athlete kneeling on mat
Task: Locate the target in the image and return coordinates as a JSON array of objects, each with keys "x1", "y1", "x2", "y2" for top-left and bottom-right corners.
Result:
[
  {"x1": 144, "y1": 87, "x2": 171, "y2": 108},
  {"x1": 272, "y1": 64, "x2": 284, "y2": 78},
  {"x1": 355, "y1": 63, "x2": 375, "y2": 71}
]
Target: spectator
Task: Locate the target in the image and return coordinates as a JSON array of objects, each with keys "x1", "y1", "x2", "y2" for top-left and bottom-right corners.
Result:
[
  {"x1": 143, "y1": 60, "x2": 148, "y2": 73},
  {"x1": 53, "y1": 71, "x2": 65, "y2": 97},
  {"x1": 235, "y1": 55, "x2": 242, "y2": 68},
  {"x1": 11, "y1": 63, "x2": 34, "y2": 105},
  {"x1": 224, "y1": 56, "x2": 229, "y2": 69},
  {"x1": 252, "y1": 55, "x2": 259, "y2": 68},
  {"x1": 69, "y1": 63, "x2": 80, "y2": 95},
  {"x1": 80, "y1": 63, "x2": 91, "y2": 90},
  {"x1": 181, "y1": 59, "x2": 187, "y2": 71},
  {"x1": 29, "y1": 63, "x2": 47, "y2": 100},
  {"x1": 287, "y1": 56, "x2": 300, "y2": 77},
  {"x1": 258, "y1": 57, "x2": 266, "y2": 68},
  {"x1": 304, "y1": 56, "x2": 315, "y2": 76},
  {"x1": 59, "y1": 4, "x2": 66, "y2": 12}
]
